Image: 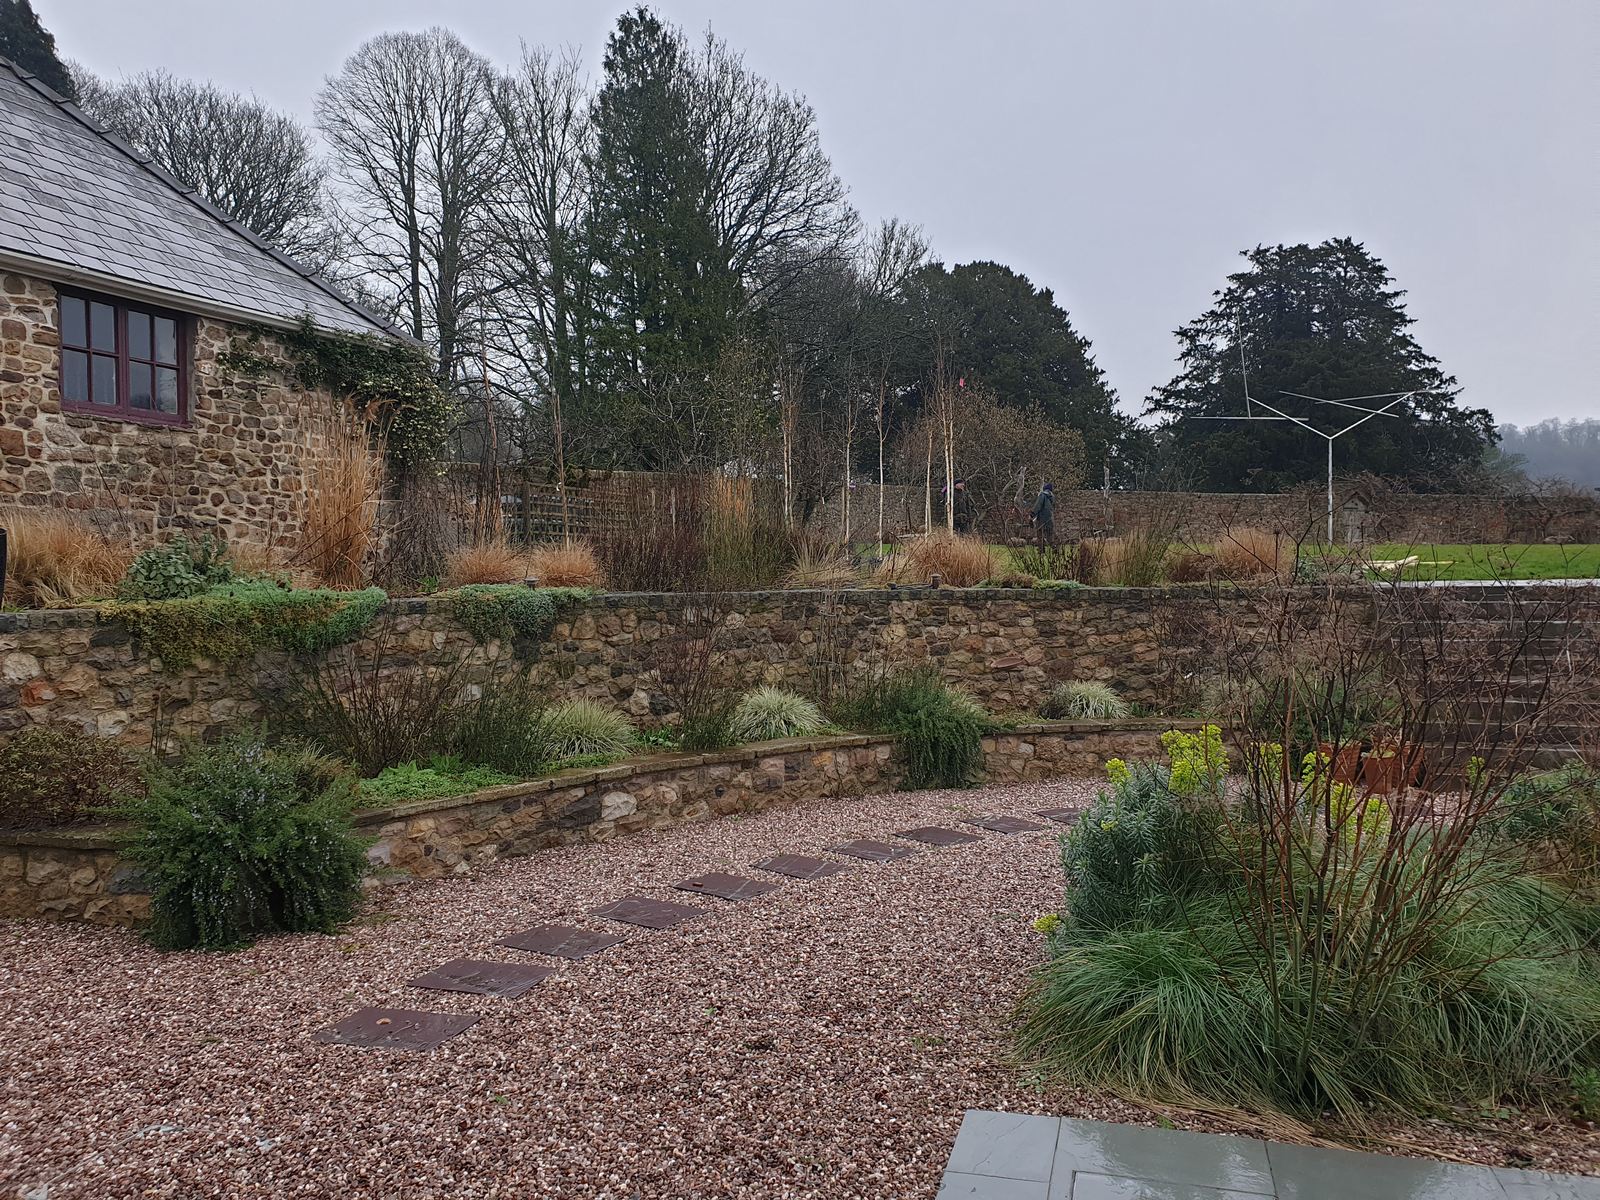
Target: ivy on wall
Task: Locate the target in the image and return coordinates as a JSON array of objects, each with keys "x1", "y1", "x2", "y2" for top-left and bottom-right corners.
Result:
[
  {"x1": 218, "y1": 318, "x2": 453, "y2": 468},
  {"x1": 101, "y1": 583, "x2": 387, "y2": 669}
]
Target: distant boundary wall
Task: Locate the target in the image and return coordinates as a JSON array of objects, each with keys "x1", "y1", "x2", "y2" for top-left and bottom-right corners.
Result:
[{"x1": 809, "y1": 484, "x2": 1600, "y2": 545}]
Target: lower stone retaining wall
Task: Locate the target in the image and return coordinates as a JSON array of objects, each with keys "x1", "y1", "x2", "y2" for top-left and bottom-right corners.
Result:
[{"x1": 0, "y1": 718, "x2": 1187, "y2": 927}]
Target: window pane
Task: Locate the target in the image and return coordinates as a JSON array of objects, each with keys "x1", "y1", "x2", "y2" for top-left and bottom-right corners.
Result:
[
  {"x1": 59, "y1": 296, "x2": 86, "y2": 347},
  {"x1": 127, "y1": 311, "x2": 152, "y2": 360},
  {"x1": 154, "y1": 317, "x2": 178, "y2": 364},
  {"x1": 91, "y1": 353, "x2": 117, "y2": 406},
  {"x1": 129, "y1": 363, "x2": 153, "y2": 410},
  {"x1": 62, "y1": 348, "x2": 88, "y2": 402},
  {"x1": 156, "y1": 366, "x2": 179, "y2": 414},
  {"x1": 90, "y1": 302, "x2": 116, "y2": 352}
]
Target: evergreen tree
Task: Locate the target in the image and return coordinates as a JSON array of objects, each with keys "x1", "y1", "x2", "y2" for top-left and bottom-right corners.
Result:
[
  {"x1": 900, "y1": 261, "x2": 1136, "y2": 477},
  {"x1": 1147, "y1": 239, "x2": 1495, "y2": 492},
  {"x1": 586, "y1": 5, "x2": 741, "y2": 465},
  {"x1": 0, "y1": 0, "x2": 75, "y2": 99}
]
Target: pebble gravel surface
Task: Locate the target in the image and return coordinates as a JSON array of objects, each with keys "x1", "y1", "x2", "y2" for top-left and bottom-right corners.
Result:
[{"x1": 2, "y1": 777, "x2": 1595, "y2": 1199}]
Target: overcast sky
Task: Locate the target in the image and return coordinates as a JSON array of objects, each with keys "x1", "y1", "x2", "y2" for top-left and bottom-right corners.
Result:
[{"x1": 38, "y1": 0, "x2": 1598, "y2": 425}]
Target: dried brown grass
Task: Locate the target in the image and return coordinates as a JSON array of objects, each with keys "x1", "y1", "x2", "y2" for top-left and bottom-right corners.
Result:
[
  {"x1": 444, "y1": 542, "x2": 535, "y2": 588},
  {"x1": 0, "y1": 506, "x2": 133, "y2": 607},
  {"x1": 294, "y1": 403, "x2": 384, "y2": 589},
  {"x1": 1080, "y1": 527, "x2": 1172, "y2": 587},
  {"x1": 783, "y1": 542, "x2": 860, "y2": 590},
  {"x1": 1215, "y1": 525, "x2": 1290, "y2": 581},
  {"x1": 905, "y1": 531, "x2": 997, "y2": 587},
  {"x1": 526, "y1": 541, "x2": 607, "y2": 588}
]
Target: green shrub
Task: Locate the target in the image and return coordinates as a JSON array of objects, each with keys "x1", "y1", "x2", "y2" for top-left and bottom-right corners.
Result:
[
  {"x1": 1160, "y1": 724, "x2": 1229, "y2": 799},
  {"x1": 1041, "y1": 681, "x2": 1131, "y2": 721},
  {"x1": 1011, "y1": 543, "x2": 1078, "y2": 582},
  {"x1": 840, "y1": 667, "x2": 987, "y2": 790},
  {"x1": 540, "y1": 699, "x2": 635, "y2": 761},
  {"x1": 1060, "y1": 760, "x2": 1232, "y2": 930},
  {"x1": 447, "y1": 672, "x2": 551, "y2": 776},
  {"x1": 359, "y1": 757, "x2": 517, "y2": 804},
  {"x1": 449, "y1": 584, "x2": 588, "y2": 644},
  {"x1": 102, "y1": 581, "x2": 386, "y2": 667},
  {"x1": 114, "y1": 737, "x2": 369, "y2": 950},
  {"x1": 729, "y1": 686, "x2": 826, "y2": 742},
  {"x1": 0, "y1": 725, "x2": 143, "y2": 828},
  {"x1": 118, "y1": 533, "x2": 234, "y2": 600}
]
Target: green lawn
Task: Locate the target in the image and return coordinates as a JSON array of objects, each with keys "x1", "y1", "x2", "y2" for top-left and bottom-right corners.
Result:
[{"x1": 1344, "y1": 543, "x2": 1600, "y2": 581}]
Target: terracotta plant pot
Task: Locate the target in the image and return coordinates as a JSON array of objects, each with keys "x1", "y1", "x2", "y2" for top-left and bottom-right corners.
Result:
[
  {"x1": 1316, "y1": 742, "x2": 1363, "y2": 786},
  {"x1": 1362, "y1": 744, "x2": 1421, "y2": 796}
]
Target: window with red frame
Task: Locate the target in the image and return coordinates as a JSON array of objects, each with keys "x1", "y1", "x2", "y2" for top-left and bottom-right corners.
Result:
[{"x1": 57, "y1": 291, "x2": 187, "y2": 422}]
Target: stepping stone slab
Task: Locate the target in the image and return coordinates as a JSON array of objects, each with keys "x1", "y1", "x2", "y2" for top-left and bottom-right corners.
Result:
[
  {"x1": 828, "y1": 838, "x2": 918, "y2": 863},
  {"x1": 591, "y1": 894, "x2": 707, "y2": 930},
  {"x1": 963, "y1": 814, "x2": 1046, "y2": 834},
  {"x1": 494, "y1": 924, "x2": 625, "y2": 960},
  {"x1": 897, "y1": 826, "x2": 981, "y2": 846},
  {"x1": 754, "y1": 853, "x2": 847, "y2": 880},
  {"x1": 314, "y1": 1007, "x2": 480, "y2": 1052},
  {"x1": 674, "y1": 872, "x2": 780, "y2": 901},
  {"x1": 1034, "y1": 807, "x2": 1080, "y2": 824},
  {"x1": 406, "y1": 958, "x2": 555, "y2": 998}
]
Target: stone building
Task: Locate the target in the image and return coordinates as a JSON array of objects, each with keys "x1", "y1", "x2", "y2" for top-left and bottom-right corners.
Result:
[{"x1": 0, "y1": 56, "x2": 407, "y2": 550}]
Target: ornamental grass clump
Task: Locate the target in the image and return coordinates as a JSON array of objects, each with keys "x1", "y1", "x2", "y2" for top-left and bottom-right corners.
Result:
[
  {"x1": 447, "y1": 671, "x2": 553, "y2": 777},
  {"x1": 0, "y1": 505, "x2": 134, "y2": 607},
  {"x1": 1041, "y1": 680, "x2": 1131, "y2": 721},
  {"x1": 540, "y1": 699, "x2": 635, "y2": 761},
  {"x1": 526, "y1": 540, "x2": 607, "y2": 588},
  {"x1": 115, "y1": 737, "x2": 368, "y2": 950},
  {"x1": 729, "y1": 686, "x2": 826, "y2": 743},
  {"x1": 905, "y1": 531, "x2": 995, "y2": 587}
]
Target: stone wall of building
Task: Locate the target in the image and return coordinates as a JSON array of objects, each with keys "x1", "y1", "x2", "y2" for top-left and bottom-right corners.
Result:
[
  {"x1": 1, "y1": 269, "x2": 361, "y2": 552},
  {"x1": 0, "y1": 588, "x2": 1234, "y2": 746},
  {"x1": 0, "y1": 718, "x2": 1189, "y2": 925}
]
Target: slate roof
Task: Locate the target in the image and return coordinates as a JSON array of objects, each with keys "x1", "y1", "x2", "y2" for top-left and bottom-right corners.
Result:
[{"x1": 0, "y1": 57, "x2": 405, "y2": 340}]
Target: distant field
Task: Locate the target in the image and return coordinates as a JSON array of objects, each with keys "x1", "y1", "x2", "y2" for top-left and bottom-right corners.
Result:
[{"x1": 1342, "y1": 543, "x2": 1600, "y2": 581}]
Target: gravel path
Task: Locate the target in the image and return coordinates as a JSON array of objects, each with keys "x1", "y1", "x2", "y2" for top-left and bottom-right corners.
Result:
[{"x1": 2, "y1": 778, "x2": 1595, "y2": 1199}]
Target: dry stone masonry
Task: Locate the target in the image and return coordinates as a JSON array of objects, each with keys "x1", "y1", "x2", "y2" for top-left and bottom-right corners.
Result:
[{"x1": 0, "y1": 587, "x2": 1229, "y2": 746}]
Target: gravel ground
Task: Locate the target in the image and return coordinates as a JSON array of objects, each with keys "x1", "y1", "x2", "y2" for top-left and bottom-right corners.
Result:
[{"x1": 2, "y1": 777, "x2": 1596, "y2": 1199}]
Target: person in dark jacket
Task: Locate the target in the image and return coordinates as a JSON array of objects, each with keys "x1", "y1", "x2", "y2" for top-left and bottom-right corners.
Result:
[
  {"x1": 952, "y1": 479, "x2": 975, "y2": 534},
  {"x1": 1030, "y1": 482, "x2": 1056, "y2": 548}
]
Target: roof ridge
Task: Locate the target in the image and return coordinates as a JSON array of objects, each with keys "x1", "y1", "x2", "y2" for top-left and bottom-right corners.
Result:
[{"x1": 0, "y1": 54, "x2": 414, "y2": 344}]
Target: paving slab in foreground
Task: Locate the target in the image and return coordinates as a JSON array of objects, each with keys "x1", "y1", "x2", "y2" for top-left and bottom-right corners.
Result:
[{"x1": 938, "y1": 1112, "x2": 1600, "y2": 1200}]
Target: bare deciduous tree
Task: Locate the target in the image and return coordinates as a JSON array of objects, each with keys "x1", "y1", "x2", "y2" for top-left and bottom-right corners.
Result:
[
  {"x1": 485, "y1": 45, "x2": 596, "y2": 474},
  {"x1": 691, "y1": 32, "x2": 858, "y2": 308},
  {"x1": 316, "y1": 28, "x2": 503, "y2": 388}
]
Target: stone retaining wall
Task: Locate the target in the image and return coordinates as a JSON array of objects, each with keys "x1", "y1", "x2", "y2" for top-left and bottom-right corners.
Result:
[
  {"x1": 0, "y1": 719, "x2": 1187, "y2": 926},
  {"x1": 0, "y1": 588, "x2": 1236, "y2": 747}
]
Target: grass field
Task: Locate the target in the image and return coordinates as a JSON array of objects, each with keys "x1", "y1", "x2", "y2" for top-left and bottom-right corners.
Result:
[{"x1": 1343, "y1": 543, "x2": 1600, "y2": 581}]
